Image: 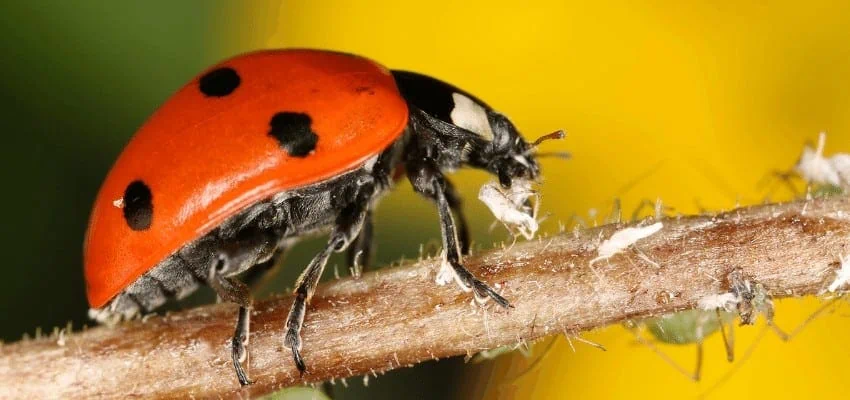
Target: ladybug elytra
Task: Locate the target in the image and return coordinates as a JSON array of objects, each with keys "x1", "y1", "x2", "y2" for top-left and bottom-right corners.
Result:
[{"x1": 84, "y1": 49, "x2": 562, "y2": 385}]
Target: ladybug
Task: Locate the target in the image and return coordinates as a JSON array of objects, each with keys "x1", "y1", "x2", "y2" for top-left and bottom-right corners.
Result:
[{"x1": 84, "y1": 49, "x2": 562, "y2": 385}]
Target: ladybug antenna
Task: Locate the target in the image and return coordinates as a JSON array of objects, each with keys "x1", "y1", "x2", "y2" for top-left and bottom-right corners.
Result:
[
  {"x1": 531, "y1": 129, "x2": 566, "y2": 147},
  {"x1": 534, "y1": 151, "x2": 572, "y2": 160},
  {"x1": 524, "y1": 130, "x2": 568, "y2": 159}
]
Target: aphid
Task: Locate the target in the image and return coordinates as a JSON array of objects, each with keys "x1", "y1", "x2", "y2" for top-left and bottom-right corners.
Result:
[
  {"x1": 827, "y1": 254, "x2": 850, "y2": 293},
  {"x1": 794, "y1": 132, "x2": 850, "y2": 191},
  {"x1": 764, "y1": 132, "x2": 849, "y2": 197},
  {"x1": 629, "y1": 270, "x2": 771, "y2": 381},
  {"x1": 589, "y1": 222, "x2": 663, "y2": 265},
  {"x1": 630, "y1": 269, "x2": 835, "y2": 382},
  {"x1": 83, "y1": 49, "x2": 564, "y2": 385},
  {"x1": 478, "y1": 178, "x2": 541, "y2": 241}
]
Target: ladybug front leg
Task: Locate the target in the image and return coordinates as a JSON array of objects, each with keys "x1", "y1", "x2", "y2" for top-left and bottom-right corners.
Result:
[
  {"x1": 407, "y1": 160, "x2": 510, "y2": 308},
  {"x1": 284, "y1": 180, "x2": 375, "y2": 373},
  {"x1": 442, "y1": 179, "x2": 471, "y2": 255}
]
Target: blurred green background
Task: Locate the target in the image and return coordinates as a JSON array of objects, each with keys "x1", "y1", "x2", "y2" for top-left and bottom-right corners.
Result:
[{"x1": 2, "y1": 1, "x2": 849, "y2": 399}]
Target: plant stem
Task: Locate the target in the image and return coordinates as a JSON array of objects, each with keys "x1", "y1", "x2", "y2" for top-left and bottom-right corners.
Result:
[{"x1": 1, "y1": 196, "x2": 848, "y2": 399}]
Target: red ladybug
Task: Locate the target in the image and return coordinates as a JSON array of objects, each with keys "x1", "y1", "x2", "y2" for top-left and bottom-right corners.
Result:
[{"x1": 84, "y1": 49, "x2": 561, "y2": 385}]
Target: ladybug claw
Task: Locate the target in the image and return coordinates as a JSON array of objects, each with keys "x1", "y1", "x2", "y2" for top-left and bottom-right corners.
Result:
[
  {"x1": 292, "y1": 346, "x2": 307, "y2": 375},
  {"x1": 472, "y1": 279, "x2": 511, "y2": 309},
  {"x1": 231, "y1": 337, "x2": 253, "y2": 386}
]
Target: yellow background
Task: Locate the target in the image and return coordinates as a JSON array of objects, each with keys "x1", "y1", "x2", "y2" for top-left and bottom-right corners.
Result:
[{"x1": 229, "y1": 1, "x2": 848, "y2": 398}]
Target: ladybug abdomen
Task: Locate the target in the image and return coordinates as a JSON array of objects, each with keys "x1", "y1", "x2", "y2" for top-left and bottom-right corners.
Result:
[{"x1": 90, "y1": 138, "x2": 405, "y2": 321}]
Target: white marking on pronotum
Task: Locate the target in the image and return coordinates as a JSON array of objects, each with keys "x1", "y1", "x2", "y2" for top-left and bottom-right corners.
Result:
[
  {"x1": 589, "y1": 222, "x2": 663, "y2": 265},
  {"x1": 450, "y1": 92, "x2": 494, "y2": 141},
  {"x1": 795, "y1": 132, "x2": 850, "y2": 189},
  {"x1": 697, "y1": 292, "x2": 740, "y2": 311},
  {"x1": 112, "y1": 198, "x2": 124, "y2": 208},
  {"x1": 827, "y1": 254, "x2": 850, "y2": 293},
  {"x1": 478, "y1": 179, "x2": 539, "y2": 240}
]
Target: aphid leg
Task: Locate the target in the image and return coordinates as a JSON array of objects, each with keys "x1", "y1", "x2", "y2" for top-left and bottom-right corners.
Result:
[
  {"x1": 284, "y1": 182, "x2": 374, "y2": 373},
  {"x1": 569, "y1": 334, "x2": 607, "y2": 351},
  {"x1": 605, "y1": 198, "x2": 622, "y2": 224},
  {"x1": 757, "y1": 169, "x2": 801, "y2": 200},
  {"x1": 716, "y1": 309, "x2": 735, "y2": 362},
  {"x1": 208, "y1": 264, "x2": 254, "y2": 386},
  {"x1": 443, "y1": 179, "x2": 471, "y2": 255},
  {"x1": 770, "y1": 296, "x2": 844, "y2": 341},
  {"x1": 693, "y1": 342, "x2": 704, "y2": 382},
  {"x1": 631, "y1": 327, "x2": 703, "y2": 381},
  {"x1": 408, "y1": 160, "x2": 509, "y2": 307},
  {"x1": 346, "y1": 211, "x2": 373, "y2": 278},
  {"x1": 630, "y1": 197, "x2": 672, "y2": 222}
]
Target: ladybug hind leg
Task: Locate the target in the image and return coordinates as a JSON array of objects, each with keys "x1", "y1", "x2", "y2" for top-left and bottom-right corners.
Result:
[{"x1": 284, "y1": 179, "x2": 377, "y2": 373}]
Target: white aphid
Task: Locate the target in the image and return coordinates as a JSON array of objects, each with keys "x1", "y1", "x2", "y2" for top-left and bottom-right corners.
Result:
[
  {"x1": 697, "y1": 292, "x2": 740, "y2": 312},
  {"x1": 478, "y1": 179, "x2": 539, "y2": 240},
  {"x1": 827, "y1": 254, "x2": 850, "y2": 293},
  {"x1": 795, "y1": 132, "x2": 850, "y2": 189},
  {"x1": 590, "y1": 222, "x2": 663, "y2": 265}
]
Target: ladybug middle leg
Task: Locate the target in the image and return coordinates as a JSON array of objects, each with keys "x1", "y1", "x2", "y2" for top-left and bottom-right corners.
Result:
[
  {"x1": 284, "y1": 179, "x2": 376, "y2": 373},
  {"x1": 208, "y1": 265, "x2": 255, "y2": 386},
  {"x1": 346, "y1": 210, "x2": 373, "y2": 278},
  {"x1": 407, "y1": 159, "x2": 509, "y2": 307},
  {"x1": 207, "y1": 228, "x2": 279, "y2": 386}
]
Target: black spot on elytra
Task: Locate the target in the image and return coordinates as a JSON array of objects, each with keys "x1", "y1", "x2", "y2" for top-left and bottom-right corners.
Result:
[
  {"x1": 268, "y1": 112, "x2": 318, "y2": 157},
  {"x1": 123, "y1": 180, "x2": 153, "y2": 231},
  {"x1": 199, "y1": 67, "x2": 240, "y2": 97}
]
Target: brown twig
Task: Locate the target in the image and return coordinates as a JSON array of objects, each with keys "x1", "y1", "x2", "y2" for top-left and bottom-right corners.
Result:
[{"x1": 1, "y1": 196, "x2": 848, "y2": 399}]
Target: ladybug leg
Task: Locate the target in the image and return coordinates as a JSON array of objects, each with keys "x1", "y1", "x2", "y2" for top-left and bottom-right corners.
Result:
[
  {"x1": 208, "y1": 267, "x2": 254, "y2": 385},
  {"x1": 442, "y1": 179, "x2": 471, "y2": 255},
  {"x1": 242, "y1": 248, "x2": 286, "y2": 291},
  {"x1": 285, "y1": 181, "x2": 375, "y2": 373},
  {"x1": 346, "y1": 210, "x2": 373, "y2": 278},
  {"x1": 407, "y1": 160, "x2": 510, "y2": 308}
]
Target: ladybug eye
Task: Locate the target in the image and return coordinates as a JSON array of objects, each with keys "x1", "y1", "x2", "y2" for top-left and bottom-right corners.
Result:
[
  {"x1": 199, "y1": 67, "x2": 241, "y2": 97},
  {"x1": 123, "y1": 180, "x2": 153, "y2": 231}
]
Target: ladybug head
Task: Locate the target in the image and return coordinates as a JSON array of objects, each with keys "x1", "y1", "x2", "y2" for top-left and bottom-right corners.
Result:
[
  {"x1": 470, "y1": 111, "x2": 566, "y2": 188},
  {"x1": 390, "y1": 69, "x2": 566, "y2": 188}
]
